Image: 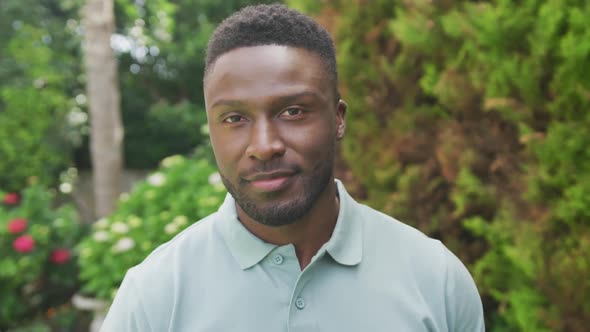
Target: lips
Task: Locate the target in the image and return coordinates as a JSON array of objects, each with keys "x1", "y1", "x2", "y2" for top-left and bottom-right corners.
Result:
[{"x1": 243, "y1": 170, "x2": 296, "y2": 192}]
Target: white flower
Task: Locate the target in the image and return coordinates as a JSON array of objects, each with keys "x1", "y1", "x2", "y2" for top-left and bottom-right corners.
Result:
[
  {"x1": 75, "y1": 94, "x2": 87, "y2": 105},
  {"x1": 67, "y1": 109, "x2": 88, "y2": 126},
  {"x1": 94, "y1": 218, "x2": 109, "y2": 229},
  {"x1": 59, "y1": 182, "x2": 73, "y2": 194},
  {"x1": 208, "y1": 172, "x2": 222, "y2": 186},
  {"x1": 34, "y1": 78, "x2": 46, "y2": 88},
  {"x1": 147, "y1": 172, "x2": 166, "y2": 187},
  {"x1": 164, "y1": 223, "x2": 178, "y2": 235},
  {"x1": 200, "y1": 124, "x2": 210, "y2": 135},
  {"x1": 161, "y1": 155, "x2": 183, "y2": 168},
  {"x1": 112, "y1": 237, "x2": 135, "y2": 253},
  {"x1": 119, "y1": 193, "x2": 130, "y2": 202},
  {"x1": 93, "y1": 231, "x2": 109, "y2": 242},
  {"x1": 111, "y1": 222, "x2": 129, "y2": 234},
  {"x1": 173, "y1": 215, "x2": 188, "y2": 227}
]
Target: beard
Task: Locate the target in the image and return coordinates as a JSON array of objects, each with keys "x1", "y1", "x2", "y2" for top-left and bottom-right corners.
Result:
[{"x1": 220, "y1": 146, "x2": 335, "y2": 227}]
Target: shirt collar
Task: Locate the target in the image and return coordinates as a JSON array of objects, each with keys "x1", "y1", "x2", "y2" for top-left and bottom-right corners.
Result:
[
  {"x1": 324, "y1": 180, "x2": 363, "y2": 266},
  {"x1": 217, "y1": 179, "x2": 363, "y2": 270},
  {"x1": 217, "y1": 194, "x2": 277, "y2": 270}
]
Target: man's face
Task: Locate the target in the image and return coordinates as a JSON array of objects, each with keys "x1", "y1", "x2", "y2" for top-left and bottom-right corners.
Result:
[{"x1": 204, "y1": 45, "x2": 346, "y2": 226}]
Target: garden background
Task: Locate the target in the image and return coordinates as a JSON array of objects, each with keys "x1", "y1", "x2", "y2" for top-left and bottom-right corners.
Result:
[{"x1": 1, "y1": 0, "x2": 588, "y2": 331}]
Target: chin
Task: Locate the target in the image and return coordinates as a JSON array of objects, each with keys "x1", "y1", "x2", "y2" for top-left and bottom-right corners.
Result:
[
  {"x1": 221, "y1": 164, "x2": 334, "y2": 226},
  {"x1": 241, "y1": 198, "x2": 310, "y2": 227}
]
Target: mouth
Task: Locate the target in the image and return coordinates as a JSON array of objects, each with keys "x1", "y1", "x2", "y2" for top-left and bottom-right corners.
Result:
[{"x1": 243, "y1": 170, "x2": 297, "y2": 192}]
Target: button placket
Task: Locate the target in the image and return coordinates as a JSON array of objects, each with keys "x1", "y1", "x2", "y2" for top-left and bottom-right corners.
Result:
[{"x1": 287, "y1": 264, "x2": 317, "y2": 331}]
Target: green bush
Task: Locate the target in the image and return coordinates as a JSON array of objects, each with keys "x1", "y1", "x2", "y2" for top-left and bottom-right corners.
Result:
[
  {"x1": 0, "y1": 25, "x2": 74, "y2": 191},
  {"x1": 291, "y1": 0, "x2": 590, "y2": 330},
  {"x1": 0, "y1": 183, "x2": 83, "y2": 330},
  {"x1": 77, "y1": 151, "x2": 226, "y2": 300},
  {"x1": 123, "y1": 101, "x2": 208, "y2": 169}
]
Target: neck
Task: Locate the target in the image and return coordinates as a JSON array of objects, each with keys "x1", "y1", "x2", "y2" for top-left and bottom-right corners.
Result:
[{"x1": 236, "y1": 180, "x2": 340, "y2": 270}]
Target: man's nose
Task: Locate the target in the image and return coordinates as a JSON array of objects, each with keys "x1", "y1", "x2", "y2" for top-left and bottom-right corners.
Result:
[{"x1": 245, "y1": 119, "x2": 286, "y2": 161}]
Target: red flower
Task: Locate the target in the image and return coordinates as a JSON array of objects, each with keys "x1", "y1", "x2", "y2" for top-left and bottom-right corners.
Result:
[
  {"x1": 7, "y1": 218, "x2": 27, "y2": 234},
  {"x1": 13, "y1": 235, "x2": 35, "y2": 253},
  {"x1": 3, "y1": 192, "x2": 20, "y2": 205},
  {"x1": 50, "y1": 248, "x2": 71, "y2": 265}
]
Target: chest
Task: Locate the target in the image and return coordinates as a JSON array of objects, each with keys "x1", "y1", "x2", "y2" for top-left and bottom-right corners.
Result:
[{"x1": 167, "y1": 255, "x2": 446, "y2": 332}]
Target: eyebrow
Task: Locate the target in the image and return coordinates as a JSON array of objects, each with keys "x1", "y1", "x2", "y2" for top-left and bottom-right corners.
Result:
[
  {"x1": 210, "y1": 99, "x2": 245, "y2": 109},
  {"x1": 209, "y1": 90, "x2": 326, "y2": 110}
]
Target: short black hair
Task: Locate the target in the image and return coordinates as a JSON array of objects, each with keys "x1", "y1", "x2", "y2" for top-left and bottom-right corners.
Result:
[{"x1": 205, "y1": 4, "x2": 339, "y2": 99}]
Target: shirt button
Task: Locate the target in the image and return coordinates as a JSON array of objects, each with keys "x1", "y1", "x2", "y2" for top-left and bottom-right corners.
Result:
[
  {"x1": 272, "y1": 254, "x2": 284, "y2": 265},
  {"x1": 295, "y1": 297, "x2": 305, "y2": 310}
]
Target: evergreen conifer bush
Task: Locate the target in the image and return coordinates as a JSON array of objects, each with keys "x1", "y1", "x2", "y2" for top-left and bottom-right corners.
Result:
[{"x1": 291, "y1": 0, "x2": 590, "y2": 330}]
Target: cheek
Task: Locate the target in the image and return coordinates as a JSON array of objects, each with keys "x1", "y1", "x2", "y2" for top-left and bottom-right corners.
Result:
[
  {"x1": 283, "y1": 121, "x2": 336, "y2": 158},
  {"x1": 210, "y1": 130, "x2": 245, "y2": 171}
]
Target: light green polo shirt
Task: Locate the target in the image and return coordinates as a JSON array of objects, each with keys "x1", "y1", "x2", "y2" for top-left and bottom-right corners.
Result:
[{"x1": 101, "y1": 180, "x2": 484, "y2": 332}]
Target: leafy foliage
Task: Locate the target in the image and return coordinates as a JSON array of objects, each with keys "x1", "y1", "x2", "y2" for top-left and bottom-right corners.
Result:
[
  {"x1": 76, "y1": 0, "x2": 278, "y2": 168},
  {"x1": 291, "y1": 0, "x2": 590, "y2": 330},
  {"x1": 0, "y1": 0, "x2": 81, "y2": 191},
  {"x1": 121, "y1": 101, "x2": 208, "y2": 169},
  {"x1": 77, "y1": 150, "x2": 226, "y2": 300},
  {"x1": 0, "y1": 183, "x2": 83, "y2": 330},
  {"x1": 2, "y1": 0, "x2": 280, "y2": 173}
]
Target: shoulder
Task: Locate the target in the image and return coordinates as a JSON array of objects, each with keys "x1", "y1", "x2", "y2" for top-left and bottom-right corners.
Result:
[
  {"x1": 101, "y1": 212, "x2": 224, "y2": 331},
  {"x1": 442, "y1": 247, "x2": 485, "y2": 331},
  {"x1": 355, "y1": 203, "x2": 484, "y2": 331},
  {"x1": 145, "y1": 213, "x2": 218, "y2": 260},
  {"x1": 354, "y1": 202, "x2": 449, "y2": 292},
  {"x1": 132, "y1": 212, "x2": 220, "y2": 278},
  {"x1": 120, "y1": 211, "x2": 224, "y2": 299},
  {"x1": 356, "y1": 202, "x2": 443, "y2": 257}
]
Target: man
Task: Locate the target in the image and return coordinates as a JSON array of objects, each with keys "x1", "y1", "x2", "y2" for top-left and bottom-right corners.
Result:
[{"x1": 101, "y1": 4, "x2": 484, "y2": 331}]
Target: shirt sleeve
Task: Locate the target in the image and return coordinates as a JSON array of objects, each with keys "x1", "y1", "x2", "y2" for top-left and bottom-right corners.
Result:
[
  {"x1": 443, "y1": 248, "x2": 485, "y2": 332},
  {"x1": 100, "y1": 270, "x2": 152, "y2": 332}
]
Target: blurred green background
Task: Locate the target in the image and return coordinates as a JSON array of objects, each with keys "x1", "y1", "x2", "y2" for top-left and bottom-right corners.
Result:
[{"x1": 0, "y1": 0, "x2": 589, "y2": 331}]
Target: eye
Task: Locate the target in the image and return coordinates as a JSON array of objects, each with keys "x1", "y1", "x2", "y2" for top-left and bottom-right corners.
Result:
[
  {"x1": 223, "y1": 115, "x2": 246, "y2": 123},
  {"x1": 280, "y1": 107, "x2": 304, "y2": 118}
]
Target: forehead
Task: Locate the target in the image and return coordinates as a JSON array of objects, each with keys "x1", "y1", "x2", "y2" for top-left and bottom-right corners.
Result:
[{"x1": 204, "y1": 45, "x2": 331, "y2": 107}]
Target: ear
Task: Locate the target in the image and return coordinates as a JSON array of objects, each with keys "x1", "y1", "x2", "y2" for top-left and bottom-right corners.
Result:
[{"x1": 335, "y1": 99, "x2": 347, "y2": 140}]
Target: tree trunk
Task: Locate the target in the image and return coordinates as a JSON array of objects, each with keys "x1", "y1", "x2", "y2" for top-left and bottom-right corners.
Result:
[{"x1": 83, "y1": 0, "x2": 123, "y2": 219}]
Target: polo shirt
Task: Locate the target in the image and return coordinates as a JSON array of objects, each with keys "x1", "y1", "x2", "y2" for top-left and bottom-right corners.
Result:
[{"x1": 100, "y1": 180, "x2": 485, "y2": 332}]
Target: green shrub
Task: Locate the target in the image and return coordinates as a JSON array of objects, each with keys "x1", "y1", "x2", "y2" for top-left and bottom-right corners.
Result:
[
  {"x1": 0, "y1": 183, "x2": 83, "y2": 330},
  {"x1": 77, "y1": 151, "x2": 226, "y2": 300},
  {"x1": 0, "y1": 25, "x2": 73, "y2": 191},
  {"x1": 291, "y1": 0, "x2": 590, "y2": 330},
  {"x1": 123, "y1": 101, "x2": 208, "y2": 169}
]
